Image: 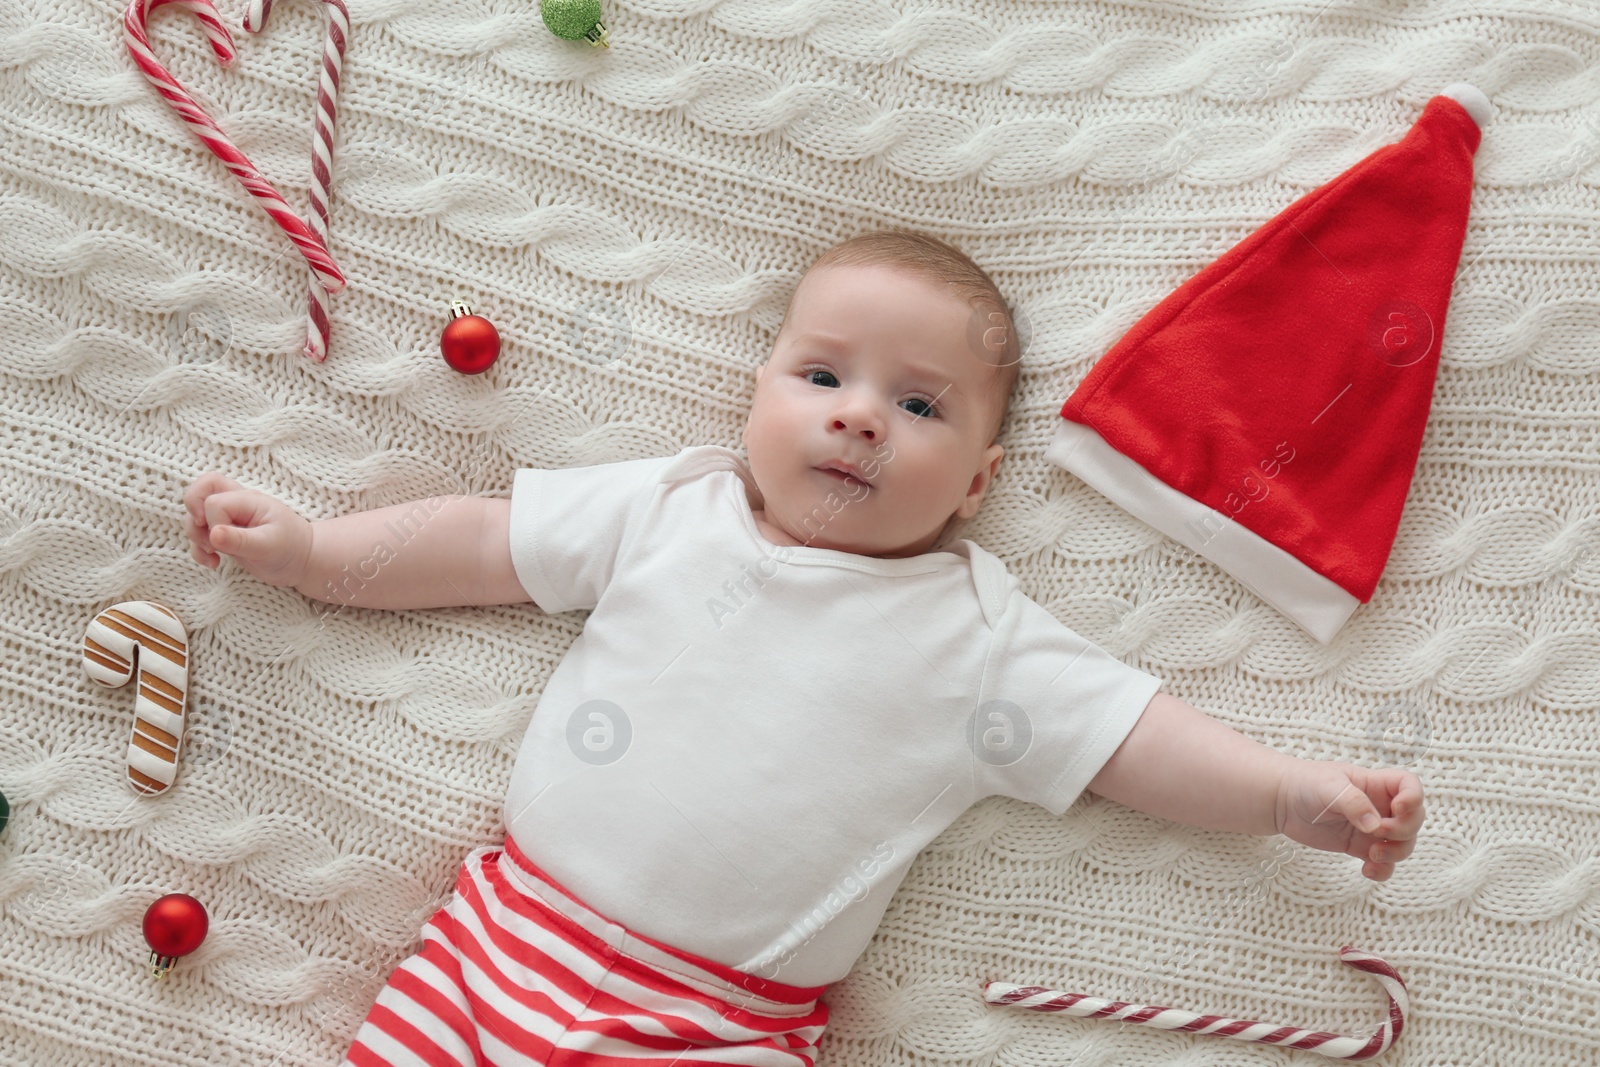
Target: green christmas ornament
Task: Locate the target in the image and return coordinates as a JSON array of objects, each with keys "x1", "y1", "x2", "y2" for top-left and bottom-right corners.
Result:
[
  {"x1": 0, "y1": 789, "x2": 8, "y2": 836},
  {"x1": 541, "y1": 0, "x2": 609, "y2": 47}
]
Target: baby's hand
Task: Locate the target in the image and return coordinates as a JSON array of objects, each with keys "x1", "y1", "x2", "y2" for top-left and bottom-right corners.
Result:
[
  {"x1": 184, "y1": 472, "x2": 314, "y2": 589},
  {"x1": 1276, "y1": 761, "x2": 1424, "y2": 882}
]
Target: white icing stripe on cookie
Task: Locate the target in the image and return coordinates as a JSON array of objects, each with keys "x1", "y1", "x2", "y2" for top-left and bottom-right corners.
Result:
[{"x1": 83, "y1": 600, "x2": 190, "y2": 796}]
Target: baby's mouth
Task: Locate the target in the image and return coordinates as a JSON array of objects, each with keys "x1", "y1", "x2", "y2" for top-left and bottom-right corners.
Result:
[{"x1": 816, "y1": 467, "x2": 870, "y2": 490}]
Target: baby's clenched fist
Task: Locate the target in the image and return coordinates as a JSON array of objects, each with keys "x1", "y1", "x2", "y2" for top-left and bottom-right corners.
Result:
[
  {"x1": 1275, "y1": 761, "x2": 1424, "y2": 882},
  {"x1": 184, "y1": 472, "x2": 315, "y2": 590}
]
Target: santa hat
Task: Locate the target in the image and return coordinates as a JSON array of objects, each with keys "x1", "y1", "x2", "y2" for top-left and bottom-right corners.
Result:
[{"x1": 1045, "y1": 84, "x2": 1491, "y2": 645}]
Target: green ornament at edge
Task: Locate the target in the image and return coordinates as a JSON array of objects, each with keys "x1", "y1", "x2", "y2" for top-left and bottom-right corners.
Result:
[
  {"x1": 541, "y1": 0, "x2": 610, "y2": 47},
  {"x1": 0, "y1": 789, "x2": 8, "y2": 836}
]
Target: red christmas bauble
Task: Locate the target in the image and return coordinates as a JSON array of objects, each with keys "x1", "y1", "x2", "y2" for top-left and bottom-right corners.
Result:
[
  {"x1": 441, "y1": 301, "x2": 500, "y2": 374},
  {"x1": 143, "y1": 893, "x2": 208, "y2": 958}
]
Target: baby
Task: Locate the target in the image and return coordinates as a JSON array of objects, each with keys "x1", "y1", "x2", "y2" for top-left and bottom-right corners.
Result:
[{"x1": 184, "y1": 229, "x2": 1424, "y2": 1067}]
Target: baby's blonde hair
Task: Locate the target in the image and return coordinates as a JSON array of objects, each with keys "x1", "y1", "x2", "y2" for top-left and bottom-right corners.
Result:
[{"x1": 781, "y1": 229, "x2": 1021, "y2": 447}]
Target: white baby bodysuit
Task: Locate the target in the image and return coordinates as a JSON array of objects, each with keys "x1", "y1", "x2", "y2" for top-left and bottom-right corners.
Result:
[{"x1": 503, "y1": 444, "x2": 1163, "y2": 988}]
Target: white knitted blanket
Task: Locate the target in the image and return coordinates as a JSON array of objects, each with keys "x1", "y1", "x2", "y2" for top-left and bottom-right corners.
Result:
[{"x1": 3, "y1": 0, "x2": 1597, "y2": 1063}]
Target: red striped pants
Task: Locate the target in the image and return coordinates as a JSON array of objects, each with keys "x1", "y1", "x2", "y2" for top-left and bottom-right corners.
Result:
[{"x1": 341, "y1": 835, "x2": 832, "y2": 1066}]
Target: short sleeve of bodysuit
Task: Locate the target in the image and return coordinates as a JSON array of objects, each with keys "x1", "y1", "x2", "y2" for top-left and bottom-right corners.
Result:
[
  {"x1": 506, "y1": 451, "x2": 680, "y2": 614},
  {"x1": 975, "y1": 588, "x2": 1164, "y2": 817}
]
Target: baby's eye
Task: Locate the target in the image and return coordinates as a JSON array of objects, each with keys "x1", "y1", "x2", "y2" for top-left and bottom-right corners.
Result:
[{"x1": 799, "y1": 366, "x2": 940, "y2": 419}]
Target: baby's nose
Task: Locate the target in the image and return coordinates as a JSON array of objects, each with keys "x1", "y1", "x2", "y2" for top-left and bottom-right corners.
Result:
[
  {"x1": 831, "y1": 416, "x2": 876, "y2": 440},
  {"x1": 828, "y1": 395, "x2": 888, "y2": 435}
]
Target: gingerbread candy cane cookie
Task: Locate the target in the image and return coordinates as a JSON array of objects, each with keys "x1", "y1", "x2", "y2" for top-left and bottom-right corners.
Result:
[{"x1": 83, "y1": 601, "x2": 191, "y2": 796}]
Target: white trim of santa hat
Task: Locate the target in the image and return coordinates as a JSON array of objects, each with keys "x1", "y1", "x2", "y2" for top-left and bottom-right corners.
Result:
[{"x1": 1045, "y1": 84, "x2": 1491, "y2": 645}]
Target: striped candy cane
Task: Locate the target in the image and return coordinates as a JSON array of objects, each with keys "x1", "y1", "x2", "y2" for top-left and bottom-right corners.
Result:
[
  {"x1": 241, "y1": 0, "x2": 350, "y2": 362},
  {"x1": 984, "y1": 946, "x2": 1408, "y2": 1060},
  {"x1": 122, "y1": 0, "x2": 346, "y2": 332}
]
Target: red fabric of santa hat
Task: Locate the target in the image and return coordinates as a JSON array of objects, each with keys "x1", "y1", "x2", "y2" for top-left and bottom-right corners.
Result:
[{"x1": 1046, "y1": 84, "x2": 1491, "y2": 646}]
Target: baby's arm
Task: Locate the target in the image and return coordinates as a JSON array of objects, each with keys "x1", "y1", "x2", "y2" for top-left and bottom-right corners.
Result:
[
  {"x1": 1088, "y1": 691, "x2": 1425, "y2": 881},
  {"x1": 295, "y1": 495, "x2": 531, "y2": 611},
  {"x1": 185, "y1": 472, "x2": 533, "y2": 611}
]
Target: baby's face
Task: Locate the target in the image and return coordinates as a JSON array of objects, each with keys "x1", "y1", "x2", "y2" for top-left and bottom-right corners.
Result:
[{"x1": 741, "y1": 262, "x2": 1005, "y2": 558}]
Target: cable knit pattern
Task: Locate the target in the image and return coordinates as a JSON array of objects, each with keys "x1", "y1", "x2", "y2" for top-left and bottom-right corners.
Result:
[{"x1": 2, "y1": 0, "x2": 1598, "y2": 1063}]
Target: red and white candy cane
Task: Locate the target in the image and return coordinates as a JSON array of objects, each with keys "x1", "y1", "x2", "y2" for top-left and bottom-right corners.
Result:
[
  {"x1": 984, "y1": 946, "x2": 1408, "y2": 1060},
  {"x1": 122, "y1": 0, "x2": 346, "y2": 342},
  {"x1": 241, "y1": 0, "x2": 350, "y2": 363}
]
